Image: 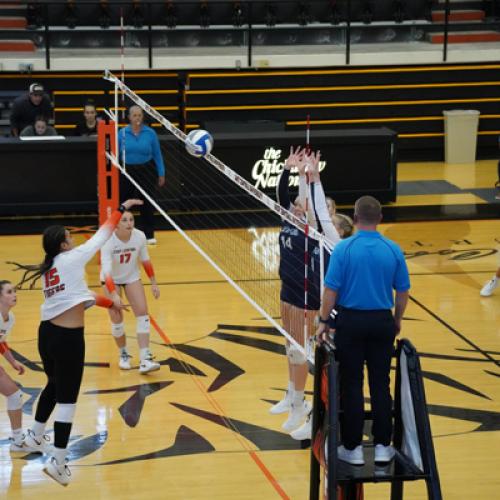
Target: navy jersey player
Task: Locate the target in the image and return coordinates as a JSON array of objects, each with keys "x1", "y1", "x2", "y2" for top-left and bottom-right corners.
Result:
[{"x1": 270, "y1": 146, "x2": 341, "y2": 434}]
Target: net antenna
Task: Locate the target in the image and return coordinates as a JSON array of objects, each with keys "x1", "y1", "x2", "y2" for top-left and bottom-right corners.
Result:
[
  {"x1": 303, "y1": 114, "x2": 311, "y2": 355},
  {"x1": 119, "y1": 7, "x2": 126, "y2": 122},
  {"x1": 102, "y1": 70, "x2": 335, "y2": 360}
]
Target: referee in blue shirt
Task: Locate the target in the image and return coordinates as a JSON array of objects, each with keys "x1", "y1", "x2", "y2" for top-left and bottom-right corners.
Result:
[
  {"x1": 316, "y1": 195, "x2": 410, "y2": 466},
  {"x1": 119, "y1": 105, "x2": 166, "y2": 244}
]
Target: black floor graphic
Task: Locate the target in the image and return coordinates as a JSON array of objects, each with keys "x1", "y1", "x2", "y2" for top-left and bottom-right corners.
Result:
[
  {"x1": 418, "y1": 352, "x2": 494, "y2": 363},
  {"x1": 172, "y1": 343, "x2": 245, "y2": 392},
  {"x1": 484, "y1": 370, "x2": 500, "y2": 378},
  {"x1": 160, "y1": 357, "x2": 206, "y2": 377},
  {"x1": 98, "y1": 426, "x2": 215, "y2": 465},
  {"x1": 458, "y1": 348, "x2": 500, "y2": 356},
  {"x1": 10, "y1": 349, "x2": 109, "y2": 370},
  {"x1": 217, "y1": 324, "x2": 282, "y2": 336},
  {"x1": 171, "y1": 402, "x2": 302, "y2": 451},
  {"x1": 10, "y1": 350, "x2": 43, "y2": 372},
  {"x1": 86, "y1": 382, "x2": 173, "y2": 428},
  {"x1": 67, "y1": 432, "x2": 108, "y2": 462},
  {"x1": 419, "y1": 370, "x2": 490, "y2": 400},
  {"x1": 427, "y1": 403, "x2": 500, "y2": 433},
  {"x1": 210, "y1": 331, "x2": 286, "y2": 355}
]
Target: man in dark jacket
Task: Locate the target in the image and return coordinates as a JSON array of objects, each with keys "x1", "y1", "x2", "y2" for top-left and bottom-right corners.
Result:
[{"x1": 10, "y1": 83, "x2": 52, "y2": 137}]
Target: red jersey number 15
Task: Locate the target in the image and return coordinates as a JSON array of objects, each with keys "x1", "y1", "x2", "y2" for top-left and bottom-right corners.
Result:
[{"x1": 44, "y1": 268, "x2": 60, "y2": 288}]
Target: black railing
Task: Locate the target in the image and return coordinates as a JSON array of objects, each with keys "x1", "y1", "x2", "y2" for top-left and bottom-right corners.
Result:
[{"x1": 2, "y1": 0, "x2": 500, "y2": 70}]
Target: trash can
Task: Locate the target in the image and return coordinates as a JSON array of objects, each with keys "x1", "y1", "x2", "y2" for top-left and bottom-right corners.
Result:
[{"x1": 443, "y1": 110, "x2": 480, "y2": 163}]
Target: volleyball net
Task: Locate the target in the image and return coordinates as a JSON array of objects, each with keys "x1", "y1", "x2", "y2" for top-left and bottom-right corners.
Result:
[{"x1": 100, "y1": 70, "x2": 334, "y2": 359}]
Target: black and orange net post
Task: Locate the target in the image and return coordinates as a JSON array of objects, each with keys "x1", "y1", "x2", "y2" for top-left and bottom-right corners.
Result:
[
  {"x1": 97, "y1": 119, "x2": 119, "y2": 225},
  {"x1": 309, "y1": 339, "x2": 442, "y2": 500},
  {"x1": 309, "y1": 340, "x2": 364, "y2": 500}
]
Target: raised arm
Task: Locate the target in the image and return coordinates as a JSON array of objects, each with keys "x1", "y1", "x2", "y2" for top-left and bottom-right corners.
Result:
[
  {"x1": 277, "y1": 146, "x2": 301, "y2": 209},
  {"x1": 71, "y1": 199, "x2": 143, "y2": 265},
  {"x1": 307, "y1": 150, "x2": 340, "y2": 246},
  {"x1": 298, "y1": 151, "x2": 317, "y2": 228}
]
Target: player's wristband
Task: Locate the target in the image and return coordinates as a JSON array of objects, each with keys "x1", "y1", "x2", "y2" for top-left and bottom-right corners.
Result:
[
  {"x1": 318, "y1": 317, "x2": 330, "y2": 324},
  {"x1": 95, "y1": 295, "x2": 114, "y2": 309},
  {"x1": 0, "y1": 342, "x2": 9, "y2": 355},
  {"x1": 142, "y1": 260, "x2": 155, "y2": 279},
  {"x1": 104, "y1": 274, "x2": 116, "y2": 294}
]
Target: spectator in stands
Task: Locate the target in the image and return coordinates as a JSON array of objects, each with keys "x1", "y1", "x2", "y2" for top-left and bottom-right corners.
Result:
[
  {"x1": 74, "y1": 100, "x2": 100, "y2": 136},
  {"x1": 118, "y1": 105, "x2": 166, "y2": 245},
  {"x1": 20, "y1": 116, "x2": 57, "y2": 138},
  {"x1": 10, "y1": 83, "x2": 52, "y2": 137}
]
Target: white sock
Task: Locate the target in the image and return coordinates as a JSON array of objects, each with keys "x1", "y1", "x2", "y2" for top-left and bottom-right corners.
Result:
[
  {"x1": 53, "y1": 447, "x2": 67, "y2": 465},
  {"x1": 140, "y1": 347, "x2": 150, "y2": 361},
  {"x1": 12, "y1": 428, "x2": 22, "y2": 443},
  {"x1": 293, "y1": 390, "x2": 304, "y2": 406},
  {"x1": 119, "y1": 346, "x2": 129, "y2": 356},
  {"x1": 32, "y1": 420, "x2": 46, "y2": 437}
]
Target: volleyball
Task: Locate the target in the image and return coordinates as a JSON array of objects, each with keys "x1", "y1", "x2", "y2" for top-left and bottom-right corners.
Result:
[{"x1": 185, "y1": 129, "x2": 214, "y2": 157}]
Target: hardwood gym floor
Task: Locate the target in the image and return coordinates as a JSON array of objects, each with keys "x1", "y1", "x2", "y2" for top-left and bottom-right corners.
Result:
[{"x1": 0, "y1": 215, "x2": 498, "y2": 499}]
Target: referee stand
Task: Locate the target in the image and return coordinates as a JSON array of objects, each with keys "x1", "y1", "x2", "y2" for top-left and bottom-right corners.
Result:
[{"x1": 309, "y1": 339, "x2": 442, "y2": 500}]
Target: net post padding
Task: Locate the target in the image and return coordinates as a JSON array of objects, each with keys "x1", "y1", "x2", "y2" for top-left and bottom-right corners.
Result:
[{"x1": 97, "y1": 120, "x2": 119, "y2": 225}]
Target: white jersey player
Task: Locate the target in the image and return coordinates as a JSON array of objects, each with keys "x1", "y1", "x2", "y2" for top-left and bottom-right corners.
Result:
[
  {"x1": 0, "y1": 280, "x2": 34, "y2": 453},
  {"x1": 7, "y1": 198, "x2": 140, "y2": 486},
  {"x1": 101, "y1": 210, "x2": 161, "y2": 374}
]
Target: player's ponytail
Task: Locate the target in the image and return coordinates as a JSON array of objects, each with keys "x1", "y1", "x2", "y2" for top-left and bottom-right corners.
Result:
[{"x1": 8, "y1": 225, "x2": 67, "y2": 289}]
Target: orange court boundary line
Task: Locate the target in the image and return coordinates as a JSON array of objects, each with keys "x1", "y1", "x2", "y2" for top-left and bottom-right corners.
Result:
[{"x1": 149, "y1": 314, "x2": 290, "y2": 499}]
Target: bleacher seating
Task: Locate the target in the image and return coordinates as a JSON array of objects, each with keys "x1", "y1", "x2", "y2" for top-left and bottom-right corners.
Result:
[
  {"x1": 3, "y1": 1, "x2": 499, "y2": 53},
  {"x1": 0, "y1": 0, "x2": 498, "y2": 64},
  {"x1": 183, "y1": 63, "x2": 500, "y2": 160},
  {"x1": 1, "y1": 62, "x2": 498, "y2": 161}
]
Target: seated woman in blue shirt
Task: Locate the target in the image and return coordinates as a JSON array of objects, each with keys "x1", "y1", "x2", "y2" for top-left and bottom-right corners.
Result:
[{"x1": 118, "y1": 105, "x2": 166, "y2": 245}]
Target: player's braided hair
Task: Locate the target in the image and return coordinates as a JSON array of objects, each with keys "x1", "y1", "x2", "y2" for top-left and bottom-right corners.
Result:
[{"x1": 8, "y1": 225, "x2": 67, "y2": 289}]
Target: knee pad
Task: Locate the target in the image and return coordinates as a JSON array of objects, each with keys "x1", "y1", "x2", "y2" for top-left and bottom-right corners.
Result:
[
  {"x1": 136, "y1": 315, "x2": 150, "y2": 335},
  {"x1": 111, "y1": 322, "x2": 125, "y2": 338},
  {"x1": 55, "y1": 403, "x2": 76, "y2": 424},
  {"x1": 6, "y1": 389, "x2": 23, "y2": 411},
  {"x1": 288, "y1": 344, "x2": 307, "y2": 365}
]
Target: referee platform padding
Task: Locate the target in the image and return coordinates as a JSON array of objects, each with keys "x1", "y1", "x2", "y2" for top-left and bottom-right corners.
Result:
[{"x1": 309, "y1": 339, "x2": 442, "y2": 500}]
